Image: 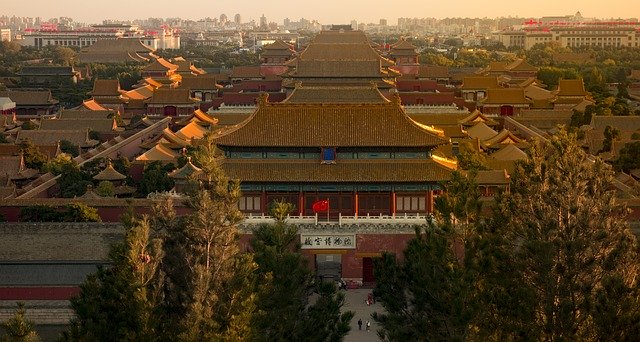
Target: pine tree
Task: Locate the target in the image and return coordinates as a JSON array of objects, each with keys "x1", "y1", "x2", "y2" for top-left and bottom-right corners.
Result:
[
  {"x1": 168, "y1": 132, "x2": 257, "y2": 341},
  {"x1": 470, "y1": 129, "x2": 640, "y2": 340},
  {"x1": 372, "y1": 226, "x2": 473, "y2": 341},
  {"x1": 65, "y1": 216, "x2": 162, "y2": 341},
  {"x1": 1, "y1": 302, "x2": 40, "y2": 342},
  {"x1": 250, "y1": 216, "x2": 353, "y2": 341}
]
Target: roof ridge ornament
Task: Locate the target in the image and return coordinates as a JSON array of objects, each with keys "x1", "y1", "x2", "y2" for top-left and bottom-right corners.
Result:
[
  {"x1": 258, "y1": 92, "x2": 269, "y2": 106},
  {"x1": 391, "y1": 92, "x2": 402, "y2": 105}
]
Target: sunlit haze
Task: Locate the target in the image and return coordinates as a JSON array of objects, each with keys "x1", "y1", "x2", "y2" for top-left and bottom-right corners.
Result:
[{"x1": 3, "y1": 0, "x2": 640, "y2": 24}]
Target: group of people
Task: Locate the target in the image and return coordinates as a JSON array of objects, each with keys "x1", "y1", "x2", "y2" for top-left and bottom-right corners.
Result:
[{"x1": 357, "y1": 318, "x2": 371, "y2": 332}]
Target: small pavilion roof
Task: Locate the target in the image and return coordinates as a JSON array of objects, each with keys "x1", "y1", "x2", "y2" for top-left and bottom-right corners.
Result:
[
  {"x1": 473, "y1": 169, "x2": 510, "y2": 185},
  {"x1": 76, "y1": 99, "x2": 109, "y2": 111},
  {"x1": 490, "y1": 144, "x2": 528, "y2": 161},
  {"x1": 173, "y1": 60, "x2": 205, "y2": 75},
  {"x1": 525, "y1": 84, "x2": 556, "y2": 101},
  {"x1": 169, "y1": 158, "x2": 203, "y2": 180},
  {"x1": 483, "y1": 129, "x2": 523, "y2": 147},
  {"x1": 124, "y1": 85, "x2": 155, "y2": 100},
  {"x1": 458, "y1": 110, "x2": 499, "y2": 127},
  {"x1": 507, "y1": 59, "x2": 539, "y2": 72},
  {"x1": 135, "y1": 143, "x2": 179, "y2": 162},
  {"x1": 175, "y1": 121, "x2": 208, "y2": 141},
  {"x1": 144, "y1": 58, "x2": 178, "y2": 72},
  {"x1": 175, "y1": 109, "x2": 219, "y2": 127},
  {"x1": 161, "y1": 128, "x2": 190, "y2": 147},
  {"x1": 466, "y1": 122, "x2": 499, "y2": 141},
  {"x1": 93, "y1": 160, "x2": 127, "y2": 181}
]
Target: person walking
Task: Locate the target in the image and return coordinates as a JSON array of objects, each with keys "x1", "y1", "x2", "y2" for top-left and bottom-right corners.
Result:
[
  {"x1": 366, "y1": 320, "x2": 371, "y2": 332},
  {"x1": 358, "y1": 318, "x2": 362, "y2": 331}
]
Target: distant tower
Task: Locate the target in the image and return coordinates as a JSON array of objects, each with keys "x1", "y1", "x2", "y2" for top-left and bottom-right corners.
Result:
[
  {"x1": 575, "y1": 11, "x2": 583, "y2": 21},
  {"x1": 234, "y1": 13, "x2": 242, "y2": 25},
  {"x1": 351, "y1": 20, "x2": 358, "y2": 30},
  {"x1": 379, "y1": 19, "x2": 387, "y2": 26},
  {"x1": 220, "y1": 14, "x2": 228, "y2": 25},
  {"x1": 260, "y1": 14, "x2": 268, "y2": 30}
]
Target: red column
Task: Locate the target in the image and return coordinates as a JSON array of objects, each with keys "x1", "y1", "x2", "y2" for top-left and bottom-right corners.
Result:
[
  {"x1": 391, "y1": 192, "x2": 396, "y2": 215},
  {"x1": 298, "y1": 192, "x2": 304, "y2": 216},
  {"x1": 426, "y1": 190, "x2": 434, "y2": 213},
  {"x1": 353, "y1": 192, "x2": 359, "y2": 216},
  {"x1": 261, "y1": 191, "x2": 267, "y2": 215}
]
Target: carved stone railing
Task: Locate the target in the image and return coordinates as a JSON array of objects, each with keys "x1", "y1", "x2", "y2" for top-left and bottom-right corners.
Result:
[{"x1": 240, "y1": 213, "x2": 432, "y2": 231}]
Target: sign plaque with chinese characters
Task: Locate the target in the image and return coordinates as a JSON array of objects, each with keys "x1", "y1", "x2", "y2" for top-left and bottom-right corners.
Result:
[{"x1": 300, "y1": 234, "x2": 356, "y2": 249}]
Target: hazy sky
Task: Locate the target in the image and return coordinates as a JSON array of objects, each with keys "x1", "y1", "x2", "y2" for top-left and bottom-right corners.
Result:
[{"x1": 3, "y1": 0, "x2": 639, "y2": 25}]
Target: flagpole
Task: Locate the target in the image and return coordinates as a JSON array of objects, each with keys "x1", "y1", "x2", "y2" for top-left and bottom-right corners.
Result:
[{"x1": 327, "y1": 198, "x2": 330, "y2": 222}]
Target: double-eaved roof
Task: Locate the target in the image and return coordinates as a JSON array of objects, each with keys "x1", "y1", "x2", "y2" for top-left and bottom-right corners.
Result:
[
  {"x1": 287, "y1": 30, "x2": 395, "y2": 80},
  {"x1": 213, "y1": 96, "x2": 447, "y2": 148},
  {"x1": 284, "y1": 84, "x2": 389, "y2": 104},
  {"x1": 221, "y1": 159, "x2": 453, "y2": 183}
]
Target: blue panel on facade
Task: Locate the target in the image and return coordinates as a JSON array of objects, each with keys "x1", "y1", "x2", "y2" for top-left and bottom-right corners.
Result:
[{"x1": 322, "y1": 148, "x2": 336, "y2": 161}]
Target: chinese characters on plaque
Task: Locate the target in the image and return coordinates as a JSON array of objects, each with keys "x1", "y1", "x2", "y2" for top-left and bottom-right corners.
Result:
[{"x1": 300, "y1": 234, "x2": 356, "y2": 249}]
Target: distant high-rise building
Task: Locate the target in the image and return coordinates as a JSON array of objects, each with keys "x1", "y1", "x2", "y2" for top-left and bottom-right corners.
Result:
[
  {"x1": 284, "y1": 18, "x2": 291, "y2": 27},
  {"x1": 234, "y1": 13, "x2": 242, "y2": 25},
  {"x1": 260, "y1": 14, "x2": 268, "y2": 30},
  {"x1": 351, "y1": 20, "x2": 358, "y2": 30},
  {"x1": 0, "y1": 29, "x2": 11, "y2": 42},
  {"x1": 380, "y1": 19, "x2": 387, "y2": 26},
  {"x1": 220, "y1": 14, "x2": 228, "y2": 25}
]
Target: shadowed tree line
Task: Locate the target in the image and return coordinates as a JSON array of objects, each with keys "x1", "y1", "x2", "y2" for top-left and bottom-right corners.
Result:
[
  {"x1": 60, "y1": 135, "x2": 353, "y2": 341},
  {"x1": 373, "y1": 129, "x2": 640, "y2": 341}
]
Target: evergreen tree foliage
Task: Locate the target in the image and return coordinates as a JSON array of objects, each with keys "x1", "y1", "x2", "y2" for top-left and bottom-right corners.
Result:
[
  {"x1": 18, "y1": 139, "x2": 47, "y2": 171},
  {"x1": 469, "y1": 130, "x2": 640, "y2": 340},
  {"x1": 1, "y1": 302, "x2": 40, "y2": 342},
  {"x1": 456, "y1": 141, "x2": 489, "y2": 171},
  {"x1": 137, "y1": 161, "x2": 175, "y2": 197},
  {"x1": 434, "y1": 170, "x2": 482, "y2": 241},
  {"x1": 174, "y1": 134, "x2": 256, "y2": 340},
  {"x1": 59, "y1": 140, "x2": 80, "y2": 157},
  {"x1": 65, "y1": 216, "x2": 161, "y2": 341},
  {"x1": 95, "y1": 181, "x2": 115, "y2": 197},
  {"x1": 372, "y1": 226, "x2": 473, "y2": 341},
  {"x1": 373, "y1": 170, "x2": 480, "y2": 340},
  {"x1": 614, "y1": 140, "x2": 640, "y2": 172},
  {"x1": 62, "y1": 203, "x2": 101, "y2": 222},
  {"x1": 250, "y1": 216, "x2": 353, "y2": 341},
  {"x1": 600, "y1": 125, "x2": 621, "y2": 153}
]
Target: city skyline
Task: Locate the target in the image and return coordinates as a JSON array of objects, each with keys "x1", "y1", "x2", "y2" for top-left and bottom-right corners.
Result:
[{"x1": 3, "y1": 0, "x2": 640, "y2": 25}]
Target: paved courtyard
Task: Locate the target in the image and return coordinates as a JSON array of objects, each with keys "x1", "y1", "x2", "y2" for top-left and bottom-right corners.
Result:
[{"x1": 342, "y1": 289, "x2": 385, "y2": 342}]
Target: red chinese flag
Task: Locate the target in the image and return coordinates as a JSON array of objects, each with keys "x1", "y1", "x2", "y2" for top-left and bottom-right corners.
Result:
[{"x1": 312, "y1": 200, "x2": 329, "y2": 213}]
